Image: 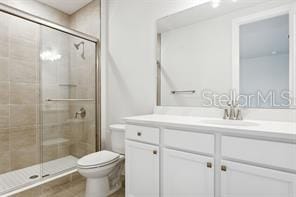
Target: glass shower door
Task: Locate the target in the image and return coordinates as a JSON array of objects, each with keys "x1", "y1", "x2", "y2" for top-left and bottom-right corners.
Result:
[
  {"x1": 0, "y1": 11, "x2": 42, "y2": 195},
  {"x1": 0, "y1": 6, "x2": 98, "y2": 195},
  {"x1": 40, "y1": 26, "x2": 97, "y2": 178}
]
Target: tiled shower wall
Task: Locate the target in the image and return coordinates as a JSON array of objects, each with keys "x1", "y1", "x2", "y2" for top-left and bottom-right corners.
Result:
[
  {"x1": 66, "y1": 36, "x2": 96, "y2": 158},
  {"x1": 67, "y1": 0, "x2": 100, "y2": 156},
  {"x1": 0, "y1": 5, "x2": 98, "y2": 173},
  {"x1": 0, "y1": 11, "x2": 77, "y2": 173},
  {"x1": 0, "y1": 12, "x2": 40, "y2": 173},
  {"x1": 0, "y1": 1, "x2": 100, "y2": 196},
  {"x1": 70, "y1": 0, "x2": 101, "y2": 38}
]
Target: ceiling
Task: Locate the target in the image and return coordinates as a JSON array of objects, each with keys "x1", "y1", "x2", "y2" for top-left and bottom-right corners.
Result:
[
  {"x1": 157, "y1": 0, "x2": 273, "y2": 33},
  {"x1": 36, "y1": 0, "x2": 93, "y2": 15}
]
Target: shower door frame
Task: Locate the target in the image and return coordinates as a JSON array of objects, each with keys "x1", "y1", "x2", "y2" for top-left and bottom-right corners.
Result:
[{"x1": 0, "y1": 3, "x2": 102, "y2": 151}]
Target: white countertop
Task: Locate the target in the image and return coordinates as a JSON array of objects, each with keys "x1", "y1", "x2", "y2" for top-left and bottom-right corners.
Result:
[{"x1": 124, "y1": 114, "x2": 296, "y2": 140}]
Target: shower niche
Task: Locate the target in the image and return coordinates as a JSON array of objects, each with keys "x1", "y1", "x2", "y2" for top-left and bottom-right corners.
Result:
[{"x1": 0, "y1": 8, "x2": 98, "y2": 195}]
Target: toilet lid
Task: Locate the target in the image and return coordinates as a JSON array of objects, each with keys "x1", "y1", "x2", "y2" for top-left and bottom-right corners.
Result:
[
  {"x1": 109, "y1": 124, "x2": 126, "y2": 131},
  {"x1": 77, "y1": 150, "x2": 120, "y2": 168}
]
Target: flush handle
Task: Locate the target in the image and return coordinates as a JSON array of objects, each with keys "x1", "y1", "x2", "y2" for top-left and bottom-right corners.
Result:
[
  {"x1": 207, "y1": 162, "x2": 212, "y2": 168},
  {"x1": 221, "y1": 165, "x2": 227, "y2": 172},
  {"x1": 137, "y1": 132, "x2": 142, "y2": 136},
  {"x1": 153, "y1": 150, "x2": 157, "y2": 155}
]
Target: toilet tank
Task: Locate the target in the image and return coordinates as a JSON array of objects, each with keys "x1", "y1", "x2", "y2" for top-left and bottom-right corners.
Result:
[{"x1": 110, "y1": 124, "x2": 126, "y2": 154}]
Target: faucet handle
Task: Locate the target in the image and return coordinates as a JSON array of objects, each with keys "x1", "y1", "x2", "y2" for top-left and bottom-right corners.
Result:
[
  {"x1": 236, "y1": 109, "x2": 243, "y2": 120},
  {"x1": 223, "y1": 108, "x2": 229, "y2": 119}
]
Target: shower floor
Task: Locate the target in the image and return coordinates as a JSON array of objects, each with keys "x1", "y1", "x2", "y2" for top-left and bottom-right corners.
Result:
[{"x1": 0, "y1": 155, "x2": 78, "y2": 195}]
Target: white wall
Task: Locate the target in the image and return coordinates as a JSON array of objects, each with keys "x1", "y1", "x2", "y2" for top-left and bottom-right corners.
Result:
[{"x1": 101, "y1": 0, "x2": 210, "y2": 148}]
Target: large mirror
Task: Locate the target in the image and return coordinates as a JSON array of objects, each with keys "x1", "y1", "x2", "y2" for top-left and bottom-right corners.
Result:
[{"x1": 157, "y1": 0, "x2": 296, "y2": 108}]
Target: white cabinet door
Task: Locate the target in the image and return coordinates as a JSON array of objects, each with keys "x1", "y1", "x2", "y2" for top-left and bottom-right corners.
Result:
[
  {"x1": 126, "y1": 140, "x2": 159, "y2": 197},
  {"x1": 221, "y1": 161, "x2": 296, "y2": 197},
  {"x1": 163, "y1": 149, "x2": 214, "y2": 197}
]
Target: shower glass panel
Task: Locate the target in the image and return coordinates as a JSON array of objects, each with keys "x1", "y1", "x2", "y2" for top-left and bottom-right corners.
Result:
[
  {"x1": 40, "y1": 26, "x2": 96, "y2": 177},
  {"x1": 0, "y1": 12, "x2": 42, "y2": 194},
  {"x1": 0, "y1": 8, "x2": 97, "y2": 195}
]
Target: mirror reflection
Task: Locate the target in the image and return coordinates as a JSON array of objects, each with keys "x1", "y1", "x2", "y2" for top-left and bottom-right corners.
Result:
[
  {"x1": 157, "y1": 0, "x2": 295, "y2": 109},
  {"x1": 239, "y1": 14, "x2": 289, "y2": 108}
]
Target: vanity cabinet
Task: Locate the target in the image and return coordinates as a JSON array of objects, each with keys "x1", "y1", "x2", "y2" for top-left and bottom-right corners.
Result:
[
  {"x1": 221, "y1": 136, "x2": 296, "y2": 171},
  {"x1": 221, "y1": 161, "x2": 296, "y2": 197},
  {"x1": 125, "y1": 140, "x2": 159, "y2": 197},
  {"x1": 163, "y1": 149, "x2": 214, "y2": 197},
  {"x1": 220, "y1": 136, "x2": 296, "y2": 196},
  {"x1": 124, "y1": 121, "x2": 296, "y2": 197}
]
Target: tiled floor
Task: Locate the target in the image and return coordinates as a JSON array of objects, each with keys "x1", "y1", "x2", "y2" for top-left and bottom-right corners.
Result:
[
  {"x1": 109, "y1": 188, "x2": 125, "y2": 197},
  {"x1": 0, "y1": 156, "x2": 78, "y2": 195},
  {"x1": 11, "y1": 173, "x2": 125, "y2": 197}
]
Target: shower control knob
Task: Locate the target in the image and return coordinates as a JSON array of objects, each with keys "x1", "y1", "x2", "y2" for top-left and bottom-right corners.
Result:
[{"x1": 75, "y1": 108, "x2": 86, "y2": 119}]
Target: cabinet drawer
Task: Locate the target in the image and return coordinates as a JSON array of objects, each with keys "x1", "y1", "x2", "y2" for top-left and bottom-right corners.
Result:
[
  {"x1": 126, "y1": 125, "x2": 160, "y2": 144},
  {"x1": 164, "y1": 129, "x2": 214, "y2": 154},
  {"x1": 222, "y1": 136, "x2": 296, "y2": 170}
]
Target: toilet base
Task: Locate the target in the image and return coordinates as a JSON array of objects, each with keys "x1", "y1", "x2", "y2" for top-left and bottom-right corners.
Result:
[
  {"x1": 85, "y1": 177, "x2": 122, "y2": 197},
  {"x1": 85, "y1": 177, "x2": 109, "y2": 197},
  {"x1": 78, "y1": 155, "x2": 125, "y2": 197}
]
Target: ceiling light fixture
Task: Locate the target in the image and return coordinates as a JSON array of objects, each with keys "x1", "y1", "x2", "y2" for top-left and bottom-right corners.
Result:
[
  {"x1": 271, "y1": 51, "x2": 278, "y2": 55},
  {"x1": 212, "y1": 0, "x2": 221, "y2": 8},
  {"x1": 212, "y1": 0, "x2": 238, "y2": 8}
]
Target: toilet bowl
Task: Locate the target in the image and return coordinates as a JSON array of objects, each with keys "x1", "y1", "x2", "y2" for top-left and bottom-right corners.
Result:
[{"x1": 77, "y1": 124, "x2": 125, "y2": 197}]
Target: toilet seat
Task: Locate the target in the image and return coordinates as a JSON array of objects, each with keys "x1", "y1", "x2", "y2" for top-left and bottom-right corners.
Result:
[{"x1": 78, "y1": 150, "x2": 120, "y2": 169}]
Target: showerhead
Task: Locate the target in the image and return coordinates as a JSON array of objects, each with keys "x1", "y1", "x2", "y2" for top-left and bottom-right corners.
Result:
[
  {"x1": 74, "y1": 41, "x2": 84, "y2": 49},
  {"x1": 74, "y1": 41, "x2": 86, "y2": 60},
  {"x1": 74, "y1": 43, "x2": 79, "y2": 49}
]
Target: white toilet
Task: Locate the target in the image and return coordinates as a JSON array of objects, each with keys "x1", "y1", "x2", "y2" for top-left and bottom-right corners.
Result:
[{"x1": 77, "y1": 124, "x2": 125, "y2": 197}]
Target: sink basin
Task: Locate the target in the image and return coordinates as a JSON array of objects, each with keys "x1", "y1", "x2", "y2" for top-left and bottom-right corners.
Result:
[{"x1": 201, "y1": 119, "x2": 259, "y2": 127}]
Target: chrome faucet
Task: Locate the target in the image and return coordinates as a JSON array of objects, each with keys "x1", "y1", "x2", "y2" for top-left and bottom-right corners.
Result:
[{"x1": 223, "y1": 100, "x2": 243, "y2": 120}]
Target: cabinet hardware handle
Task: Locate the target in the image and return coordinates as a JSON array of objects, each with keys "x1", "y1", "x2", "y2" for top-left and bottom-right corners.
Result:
[
  {"x1": 137, "y1": 132, "x2": 142, "y2": 136},
  {"x1": 153, "y1": 150, "x2": 157, "y2": 155},
  {"x1": 207, "y1": 162, "x2": 212, "y2": 168},
  {"x1": 221, "y1": 165, "x2": 227, "y2": 172}
]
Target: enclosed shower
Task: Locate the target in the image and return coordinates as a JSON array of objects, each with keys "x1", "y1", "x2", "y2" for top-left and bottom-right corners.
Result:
[{"x1": 0, "y1": 5, "x2": 99, "y2": 195}]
